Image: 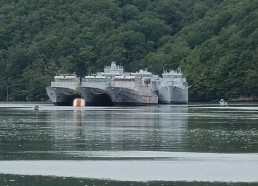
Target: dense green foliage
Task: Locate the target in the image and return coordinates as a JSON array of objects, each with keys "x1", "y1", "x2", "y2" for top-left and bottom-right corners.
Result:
[{"x1": 0, "y1": 0, "x2": 257, "y2": 101}]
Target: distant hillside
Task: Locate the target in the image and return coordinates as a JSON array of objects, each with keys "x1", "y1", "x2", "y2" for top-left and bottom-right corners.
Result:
[
  {"x1": 142, "y1": 0, "x2": 258, "y2": 101},
  {"x1": 0, "y1": 0, "x2": 257, "y2": 101}
]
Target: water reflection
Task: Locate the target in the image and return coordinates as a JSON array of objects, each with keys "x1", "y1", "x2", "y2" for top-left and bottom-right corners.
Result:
[
  {"x1": 48, "y1": 106, "x2": 188, "y2": 154},
  {"x1": 186, "y1": 107, "x2": 258, "y2": 153},
  {"x1": 0, "y1": 108, "x2": 52, "y2": 160},
  {"x1": 2, "y1": 103, "x2": 258, "y2": 185}
]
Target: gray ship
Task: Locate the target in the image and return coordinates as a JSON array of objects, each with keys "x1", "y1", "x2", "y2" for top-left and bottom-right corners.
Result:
[
  {"x1": 77, "y1": 61, "x2": 124, "y2": 106},
  {"x1": 157, "y1": 68, "x2": 188, "y2": 104},
  {"x1": 46, "y1": 73, "x2": 80, "y2": 106},
  {"x1": 106, "y1": 70, "x2": 158, "y2": 105}
]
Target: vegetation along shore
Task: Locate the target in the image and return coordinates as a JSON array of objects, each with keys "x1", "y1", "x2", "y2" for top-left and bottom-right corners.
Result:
[{"x1": 0, "y1": 0, "x2": 257, "y2": 102}]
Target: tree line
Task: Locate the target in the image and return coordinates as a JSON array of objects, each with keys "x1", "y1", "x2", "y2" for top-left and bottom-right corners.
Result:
[{"x1": 0, "y1": 0, "x2": 257, "y2": 101}]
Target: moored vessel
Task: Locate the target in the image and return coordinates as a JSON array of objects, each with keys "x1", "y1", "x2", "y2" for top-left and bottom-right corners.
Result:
[
  {"x1": 46, "y1": 73, "x2": 80, "y2": 106},
  {"x1": 106, "y1": 72, "x2": 158, "y2": 106},
  {"x1": 157, "y1": 68, "x2": 188, "y2": 104},
  {"x1": 77, "y1": 61, "x2": 124, "y2": 106}
]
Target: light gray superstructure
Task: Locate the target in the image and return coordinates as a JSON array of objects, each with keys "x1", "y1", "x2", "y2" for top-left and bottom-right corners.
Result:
[
  {"x1": 106, "y1": 70, "x2": 158, "y2": 105},
  {"x1": 46, "y1": 73, "x2": 80, "y2": 106},
  {"x1": 157, "y1": 68, "x2": 188, "y2": 104},
  {"x1": 77, "y1": 61, "x2": 124, "y2": 106}
]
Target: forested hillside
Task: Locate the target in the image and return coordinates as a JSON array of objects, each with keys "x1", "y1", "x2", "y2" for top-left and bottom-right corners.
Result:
[{"x1": 0, "y1": 0, "x2": 257, "y2": 101}]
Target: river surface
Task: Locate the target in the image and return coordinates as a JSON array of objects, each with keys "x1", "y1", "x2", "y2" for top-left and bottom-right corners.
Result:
[{"x1": 0, "y1": 102, "x2": 258, "y2": 186}]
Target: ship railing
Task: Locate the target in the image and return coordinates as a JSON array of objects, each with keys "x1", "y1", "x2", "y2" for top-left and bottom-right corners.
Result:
[{"x1": 81, "y1": 82, "x2": 110, "y2": 88}]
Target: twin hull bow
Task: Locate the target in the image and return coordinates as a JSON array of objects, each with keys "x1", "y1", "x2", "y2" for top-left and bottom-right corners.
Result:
[
  {"x1": 76, "y1": 87, "x2": 113, "y2": 106},
  {"x1": 47, "y1": 84, "x2": 188, "y2": 106},
  {"x1": 158, "y1": 86, "x2": 188, "y2": 104},
  {"x1": 46, "y1": 87, "x2": 78, "y2": 106}
]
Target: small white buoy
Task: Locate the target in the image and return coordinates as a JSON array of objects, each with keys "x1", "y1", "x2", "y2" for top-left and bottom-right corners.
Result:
[{"x1": 73, "y1": 98, "x2": 85, "y2": 107}]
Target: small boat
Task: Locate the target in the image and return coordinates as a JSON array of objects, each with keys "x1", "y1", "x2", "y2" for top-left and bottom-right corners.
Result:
[
  {"x1": 34, "y1": 105, "x2": 39, "y2": 111},
  {"x1": 219, "y1": 99, "x2": 227, "y2": 106}
]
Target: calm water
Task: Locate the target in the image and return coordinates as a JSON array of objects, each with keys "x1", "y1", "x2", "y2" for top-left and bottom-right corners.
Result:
[{"x1": 0, "y1": 102, "x2": 258, "y2": 186}]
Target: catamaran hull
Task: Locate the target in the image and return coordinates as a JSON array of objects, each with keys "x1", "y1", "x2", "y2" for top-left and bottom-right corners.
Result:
[
  {"x1": 106, "y1": 87, "x2": 158, "y2": 106},
  {"x1": 46, "y1": 87, "x2": 78, "y2": 106},
  {"x1": 77, "y1": 87, "x2": 113, "y2": 106},
  {"x1": 158, "y1": 86, "x2": 188, "y2": 104}
]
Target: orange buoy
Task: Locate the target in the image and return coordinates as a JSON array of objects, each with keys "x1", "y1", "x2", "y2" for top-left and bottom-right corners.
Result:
[{"x1": 73, "y1": 98, "x2": 85, "y2": 107}]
